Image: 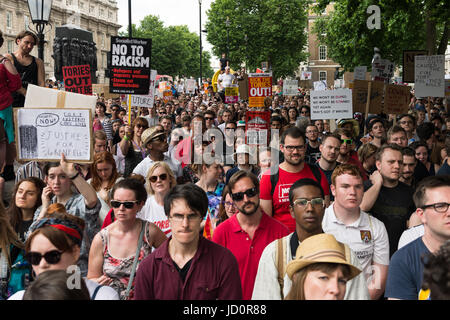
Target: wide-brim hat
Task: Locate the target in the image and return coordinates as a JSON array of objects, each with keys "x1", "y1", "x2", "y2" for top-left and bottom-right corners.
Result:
[
  {"x1": 337, "y1": 118, "x2": 359, "y2": 137},
  {"x1": 286, "y1": 233, "x2": 362, "y2": 281},
  {"x1": 141, "y1": 127, "x2": 166, "y2": 146}
]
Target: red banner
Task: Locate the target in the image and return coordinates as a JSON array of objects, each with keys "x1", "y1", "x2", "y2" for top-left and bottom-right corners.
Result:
[
  {"x1": 62, "y1": 65, "x2": 92, "y2": 95},
  {"x1": 245, "y1": 111, "x2": 271, "y2": 146}
]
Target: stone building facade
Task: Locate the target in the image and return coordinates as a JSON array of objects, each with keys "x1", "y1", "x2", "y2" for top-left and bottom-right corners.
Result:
[{"x1": 0, "y1": 0, "x2": 121, "y2": 83}]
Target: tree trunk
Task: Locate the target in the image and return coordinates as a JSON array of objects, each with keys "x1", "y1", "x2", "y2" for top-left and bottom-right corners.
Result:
[
  {"x1": 425, "y1": 11, "x2": 436, "y2": 55},
  {"x1": 437, "y1": 21, "x2": 449, "y2": 55}
]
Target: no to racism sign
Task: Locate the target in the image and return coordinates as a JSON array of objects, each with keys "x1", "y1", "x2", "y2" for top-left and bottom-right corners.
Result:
[
  {"x1": 109, "y1": 37, "x2": 152, "y2": 95},
  {"x1": 248, "y1": 73, "x2": 272, "y2": 108},
  {"x1": 62, "y1": 65, "x2": 92, "y2": 95}
]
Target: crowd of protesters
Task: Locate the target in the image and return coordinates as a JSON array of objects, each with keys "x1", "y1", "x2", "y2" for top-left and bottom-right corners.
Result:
[{"x1": 1, "y1": 29, "x2": 450, "y2": 301}]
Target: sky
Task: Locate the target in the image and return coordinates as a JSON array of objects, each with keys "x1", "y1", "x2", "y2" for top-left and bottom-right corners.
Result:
[{"x1": 116, "y1": 0, "x2": 219, "y2": 68}]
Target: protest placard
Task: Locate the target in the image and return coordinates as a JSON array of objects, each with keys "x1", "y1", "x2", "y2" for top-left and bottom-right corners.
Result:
[
  {"x1": 384, "y1": 84, "x2": 411, "y2": 114},
  {"x1": 301, "y1": 71, "x2": 312, "y2": 80},
  {"x1": 354, "y1": 66, "x2": 367, "y2": 81},
  {"x1": 248, "y1": 73, "x2": 272, "y2": 107},
  {"x1": 371, "y1": 59, "x2": 394, "y2": 83},
  {"x1": 313, "y1": 80, "x2": 327, "y2": 91},
  {"x1": 62, "y1": 65, "x2": 92, "y2": 95},
  {"x1": 283, "y1": 79, "x2": 298, "y2": 96},
  {"x1": 225, "y1": 85, "x2": 239, "y2": 103},
  {"x1": 14, "y1": 108, "x2": 92, "y2": 162},
  {"x1": 186, "y1": 79, "x2": 196, "y2": 94},
  {"x1": 109, "y1": 36, "x2": 152, "y2": 95},
  {"x1": 352, "y1": 80, "x2": 384, "y2": 114},
  {"x1": 127, "y1": 70, "x2": 157, "y2": 108},
  {"x1": 414, "y1": 55, "x2": 445, "y2": 97},
  {"x1": 402, "y1": 50, "x2": 428, "y2": 83},
  {"x1": 245, "y1": 111, "x2": 271, "y2": 145},
  {"x1": 310, "y1": 88, "x2": 353, "y2": 120},
  {"x1": 238, "y1": 73, "x2": 249, "y2": 101}
]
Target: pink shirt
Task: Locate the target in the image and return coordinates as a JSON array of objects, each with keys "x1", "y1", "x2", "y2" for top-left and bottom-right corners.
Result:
[{"x1": 212, "y1": 213, "x2": 290, "y2": 300}]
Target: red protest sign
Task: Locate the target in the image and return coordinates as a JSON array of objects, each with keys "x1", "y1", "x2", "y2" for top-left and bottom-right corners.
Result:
[
  {"x1": 245, "y1": 111, "x2": 271, "y2": 146},
  {"x1": 62, "y1": 65, "x2": 92, "y2": 95},
  {"x1": 248, "y1": 73, "x2": 272, "y2": 108}
]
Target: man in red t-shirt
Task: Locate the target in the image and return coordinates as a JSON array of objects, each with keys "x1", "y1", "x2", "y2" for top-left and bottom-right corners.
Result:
[
  {"x1": 260, "y1": 127, "x2": 330, "y2": 232},
  {"x1": 213, "y1": 171, "x2": 289, "y2": 300}
]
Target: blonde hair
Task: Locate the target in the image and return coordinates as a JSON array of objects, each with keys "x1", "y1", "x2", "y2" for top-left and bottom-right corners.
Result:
[{"x1": 145, "y1": 162, "x2": 176, "y2": 195}]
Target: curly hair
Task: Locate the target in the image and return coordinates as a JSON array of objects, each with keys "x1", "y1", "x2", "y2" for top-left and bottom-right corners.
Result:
[{"x1": 422, "y1": 240, "x2": 450, "y2": 299}]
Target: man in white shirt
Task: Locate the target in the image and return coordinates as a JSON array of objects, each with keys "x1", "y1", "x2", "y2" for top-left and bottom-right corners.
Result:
[
  {"x1": 322, "y1": 163, "x2": 390, "y2": 300},
  {"x1": 218, "y1": 66, "x2": 235, "y2": 99}
]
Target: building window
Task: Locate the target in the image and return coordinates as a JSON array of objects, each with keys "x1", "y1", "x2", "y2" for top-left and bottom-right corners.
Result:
[
  {"x1": 7, "y1": 40, "x2": 14, "y2": 53},
  {"x1": 66, "y1": 0, "x2": 72, "y2": 6},
  {"x1": 24, "y1": 15, "x2": 30, "y2": 30},
  {"x1": 80, "y1": 1, "x2": 84, "y2": 9},
  {"x1": 90, "y1": 5, "x2": 95, "y2": 13},
  {"x1": 319, "y1": 71, "x2": 327, "y2": 81},
  {"x1": 7, "y1": 12, "x2": 13, "y2": 29},
  {"x1": 319, "y1": 45, "x2": 327, "y2": 60},
  {"x1": 99, "y1": 8, "x2": 104, "y2": 17}
]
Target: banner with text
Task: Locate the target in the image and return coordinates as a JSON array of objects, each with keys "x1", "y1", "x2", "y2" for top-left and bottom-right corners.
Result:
[
  {"x1": 245, "y1": 111, "x2": 271, "y2": 145},
  {"x1": 402, "y1": 50, "x2": 427, "y2": 83},
  {"x1": 109, "y1": 36, "x2": 152, "y2": 95},
  {"x1": 248, "y1": 73, "x2": 272, "y2": 108},
  {"x1": 62, "y1": 65, "x2": 92, "y2": 95},
  {"x1": 414, "y1": 55, "x2": 445, "y2": 97},
  {"x1": 283, "y1": 79, "x2": 298, "y2": 96},
  {"x1": 352, "y1": 80, "x2": 384, "y2": 114},
  {"x1": 225, "y1": 85, "x2": 239, "y2": 103},
  {"x1": 371, "y1": 59, "x2": 394, "y2": 83},
  {"x1": 310, "y1": 89, "x2": 353, "y2": 120},
  {"x1": 127, "y1": 69, "x2": 157, "y2": 108}
]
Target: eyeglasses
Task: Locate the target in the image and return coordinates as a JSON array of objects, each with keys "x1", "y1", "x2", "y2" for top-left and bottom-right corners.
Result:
[
  {"x1": 136, "y1": 124, "x2": 147, "y2": 129},
  {"x1": 341, "y1": 139, "x2": 353, "y2": 145},
  {"x1": 110, "y1": 200, "x2": 140, "y2": 209},
  {"x1": 231, "y1": 187, "x2": 258, "y2": 202},
  {"x1": 225, "y1": 127, "x2": 235, "y2": 130},
  {"x1": 25, "y1": 250, "x2": 63, "y2": 266},
  {"x1": 292, "y1": 198, "x2": 324, "y2": 208},
  {"x1": 224, "y1": 201, "x2": 235, "y2": 208},
  {"x1": 421, "y1": 202, "x2": 449, "y2": 213},
  {"x1": 205, "y1": 117, "x2": 214, "y2": 120},
  {"x1": 169, "y1": 213, "x2": 201, "y2": 223},
  {"x1": 283, "y1": 145, "x2": 305, "y2": 152},
  {"x1": 399, "y1": 120, "x2": 413, "y2": 125},
  {"x1": 149, "y1": 173, "x2": 168, "y2": 183}
]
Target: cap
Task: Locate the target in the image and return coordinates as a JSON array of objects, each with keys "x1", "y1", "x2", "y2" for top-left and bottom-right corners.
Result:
[
  {"x1": 336, "y1": 118, "x2": 360, "y2": 137},
  {"x1": 237, "y1": 120, "x2": 246, "y2": 127}
]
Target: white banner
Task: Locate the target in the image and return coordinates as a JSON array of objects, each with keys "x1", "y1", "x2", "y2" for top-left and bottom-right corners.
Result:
[
  {"x1": 354, "y1": 66, "x2": 367, "y2": 80},
  {"x1": 313, "y1": 80, "x2": 327, "y2": 91},
  {"x1": 186, "y1": 79, "x2": 197, "y2": 94},
  {"x1": 283, "y1": 79, "x2": 298, "y2": 96},
  {"x1": 310, "y1": 88, "x2": 353, "y2": 120},
  {"x1": 415, "y1": 55, "x2": 445, "y2": 98}
]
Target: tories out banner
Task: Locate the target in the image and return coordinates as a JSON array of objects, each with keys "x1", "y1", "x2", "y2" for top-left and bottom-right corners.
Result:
[
  {"x1": 248, "y1": 73, "x2": 272, "y2": 108},
  {"x1": 109, "y1": 37, "x2": 152, "y2": 94},
  {"x1": 62, "y1": 65, "x2": 92, "y2": 95}
]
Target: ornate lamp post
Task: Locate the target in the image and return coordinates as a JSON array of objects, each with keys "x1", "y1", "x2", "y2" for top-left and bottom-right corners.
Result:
[{"x1": 27, "y1": 0, "x2": 53, "y2": 60}]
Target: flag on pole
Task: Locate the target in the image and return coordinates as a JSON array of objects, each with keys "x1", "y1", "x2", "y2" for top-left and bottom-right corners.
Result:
[{"x1": 203, "y1": 208, "x2": 214, "y2": 240}]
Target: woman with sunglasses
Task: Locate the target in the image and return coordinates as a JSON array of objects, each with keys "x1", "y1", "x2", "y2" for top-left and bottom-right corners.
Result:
[
  {"x1": 7, "y1": 177, "x2": 46, "y2": 242},
  {"x1": 88, "y1": 178, "x2": 167, "y2": 300},
  {"x1": 120, "y1": 117, "x2": 149, "y2": 178},
  {"x1": 8, "y1": 203, "x2": 119, "y2": 300},
  {"x1": 88, "y1": 151, "x2": 123, "y2": 224},
  {"x1": 138, "y1": 162, "x2": 176, "y2": 237}
]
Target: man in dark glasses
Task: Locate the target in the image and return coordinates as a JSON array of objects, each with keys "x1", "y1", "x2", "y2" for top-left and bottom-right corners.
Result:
[
  {"x1": 335, "y1": 128, "x2": 368, "y2": 181},
  {"x1": 132, "y1": 127, "x2": 182, "y2": 183},
  {"x1": 213, "y1": 171, "x2": 290, "y2": 300}
]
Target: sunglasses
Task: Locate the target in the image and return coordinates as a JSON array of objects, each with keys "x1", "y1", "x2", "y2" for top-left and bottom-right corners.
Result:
[
  {"x1": 341, "y1": 139, "x2": 353, "y2": 145},
  {"x1": 25, "y1": 250, "x2": 63, "y2": 266},
  {"x1": 151, "y1": 135, "x2": 167, "y2": 143},
  {"x1": 231, "y1": 187, "x2": 258, "y2": 202},
  {"x1": 110, "y1": 200, "x2": 140, "y2": 209},
  {"x1": 136, "y1": 124, "x2": 147, "y2": 129},
  {"x1": 149, "y1": 173, "x2": 168, "y2": 183},
  {"x1": 205, "y1": 117, "x2": 214, "y2": 120}
]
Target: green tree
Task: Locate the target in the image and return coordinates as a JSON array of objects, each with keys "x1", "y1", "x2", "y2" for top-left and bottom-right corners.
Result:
[
  {"x1": 313, "y1": 0, "x2": 449, "y2": 71},
  {"x1": 119, "y1": 15, "x2": 214, "y2": 79},
  {"x1": 205, "y1": 0, "x2": 309, "y2": 80}
]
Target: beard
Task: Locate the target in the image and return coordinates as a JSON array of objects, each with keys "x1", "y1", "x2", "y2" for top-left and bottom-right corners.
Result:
[
  {"x1": 285, "y1": 154, "x2": 304, "y2": 166},
  {"x1": 237, "y1": 199, "x2": 260, "y2": 216}
]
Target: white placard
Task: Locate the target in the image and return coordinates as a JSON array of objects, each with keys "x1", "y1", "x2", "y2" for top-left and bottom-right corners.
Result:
[
  {"x1": 128, "y1": 70, "x2": 157, "y2": 108},
  {"x1": 313, "y1": 80, "x2": 327, "y2": 91},
  {"x1": 186, "y1": 79, "x2": 197, "y2": 94},
  {"x1": 310, "y1": 89, "x2": 353, "y2": 120},
  {"x1": 16, "y1": 108, "x2": 92, "y2": 162},
  {"x1": 283, "y1": 79, "x2": 298, "y2": 96},
  {"x1": 371, "y1": 59, "x2": 394, "y2": 83},
  {"x1": 415, "y1": 55, "x2": 445, "y2": 97},
  {"x1": 354, "y1": 66, "x2": 367, "y2": 80},
  {"x1": 301, "y1": 71, "x2": 312, "y2": 80}
]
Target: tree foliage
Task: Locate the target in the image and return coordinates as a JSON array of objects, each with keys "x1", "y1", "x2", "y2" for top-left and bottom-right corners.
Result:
[
  {"x1": 205, "y1": 0, "x2": 309, "y2": 80},
  {"x1": 313, "y1": 0, "x2": 449, "y2": 71},
  {"x1": 119, "y1": 15, "x2": 214, "y2": 79}
]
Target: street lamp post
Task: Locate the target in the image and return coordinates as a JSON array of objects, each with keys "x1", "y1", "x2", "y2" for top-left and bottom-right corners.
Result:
[
  {"x1": 199, "y1": 0, "x2": 202, "y2": 84},
  {"x1": 225, "y1": 16, "x2": 230, "y2": 59},
  {"x1": 27, "y1": 0, "x2": 53, "y2": 61}
]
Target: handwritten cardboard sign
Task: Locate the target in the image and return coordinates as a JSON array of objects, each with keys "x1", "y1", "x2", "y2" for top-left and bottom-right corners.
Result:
[
  {"x1": 414, "y1": 55, "x2": 445, "y2": 97},
  {"x1": 15, "y1": 108, "x2": 92, "y2": 162},
  {"x1": 109, "y1": 36, "x2": 152, "y2": 95},
  {"x1": 62, "y1": 65, "x2": 92, "y2": 95},
  {"x1": 352, "y1": 80, "x2": 384, "y2": 114},
  {"x1": 402, "y1": 50, "x2": 427, "y2": 83},
  {"x1": 384, "y1": 84, "x2": 411, "y2": 114},
  {"x1": 310, "y1": 88, "x2": 353, "y2": 120},
  {"x1": 371, "y1": 59, "x2": 394, "y2": 83},
  {"x1": 283, "y1": 79, "x2": 298, "y2": 96}
]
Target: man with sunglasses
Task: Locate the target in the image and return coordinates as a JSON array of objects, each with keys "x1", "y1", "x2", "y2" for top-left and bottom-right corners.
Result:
[
  {"x1": 334, "y1": 128, "x2": 368, "y2": 181},
  {"x1": 132, "y1": 127, "x2": 183, "y2": 182},
  {"x1": 385, "y1": 175, "x2": 450, "y2": 300},
  {"x1": 260, "y1": 127, "x2": 330, "y2": 232},
  {"x1": 322, "y1": 164, "x2": 389, "y2": 300},
  {"x1": 213, "y1": 171, "x2": 289, "y2": 300}
]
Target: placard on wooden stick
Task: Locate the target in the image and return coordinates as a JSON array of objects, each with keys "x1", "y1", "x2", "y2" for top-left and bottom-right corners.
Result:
[
  {"x1": 14, "y1": 108, "x2": 93, "y2": 163},
  {"x1": 352, "y1": 80, "x2": 384, "y2": 114},
  {"x1": 384, "y1": 84, "x2": 411, "y2": 114}
]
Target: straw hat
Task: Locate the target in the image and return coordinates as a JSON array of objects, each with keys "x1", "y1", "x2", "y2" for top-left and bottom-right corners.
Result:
[
  {"x1": 286, "y1": 234, "x2": 361, "y2": 280},
  {"x1": 141, "y1": 127, "x2": 166, "y2": 146}
]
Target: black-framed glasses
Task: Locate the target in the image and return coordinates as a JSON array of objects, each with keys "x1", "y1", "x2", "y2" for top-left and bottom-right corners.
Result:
[
  {"x1": 341, "y1": 139, "x2": 353, "y2": 145},
  {"x1": 149, "y1": 173, "x2": 168, "y2": 183},
  {"x1": 25, "y1": 250, "x2": 63, "y2": 266},
  {"x1": 292, "y1": 198, "x2": 324, "y2": 208},
  {"x1": 110, "y1": 200, "x2": 140, "y2": 209},
  {"x1": 421, "y1": 202, "x2": 449, "y2": 213},
  {"x1": 283, "y1": 145, "x2": 305, "y2": 152},
  {"x1": 205, "y1": 117, "x2": 214, "y2": 120},
  {"x1": 231, "y1": 187, "x2": 258, "y2": 201}
]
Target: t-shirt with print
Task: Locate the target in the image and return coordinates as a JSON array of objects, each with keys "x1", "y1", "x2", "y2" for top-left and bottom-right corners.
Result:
[
  {"x1": 385, "y1": 237, "x2": 430, "y2": 300},
  {"x1": 260, "y1": 164, "x2": 330, "y2": 232},
  {"x1": 305, "y1": 143, "x2": 321, "y2": 164},
  {"x1": 138, "y1": 195, "x2": 171, "y2": 237}
]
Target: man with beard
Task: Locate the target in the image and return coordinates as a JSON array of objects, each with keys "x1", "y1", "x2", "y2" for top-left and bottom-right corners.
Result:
[
  {"x1": 305, "y1": 124, "x2": 321, "y2": 164},
  {"x1": 260, "y1": 127, "x2": 330, "y2": 232},
  {"x1": 361, "y1": 144, "x2": 416, "y2": 257},
  {"x1": 212, "y1": 171, "x2": 290, "y2": 300},
  {"x1": 400, "y1": 147, "x2": 418, "y2": 188},
  {"x1": 252, "y1": 178, "x2": 369, "y2": 300},
  {"x1": 316, "y1": 133, "x2": 342, "y2": 200}
]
